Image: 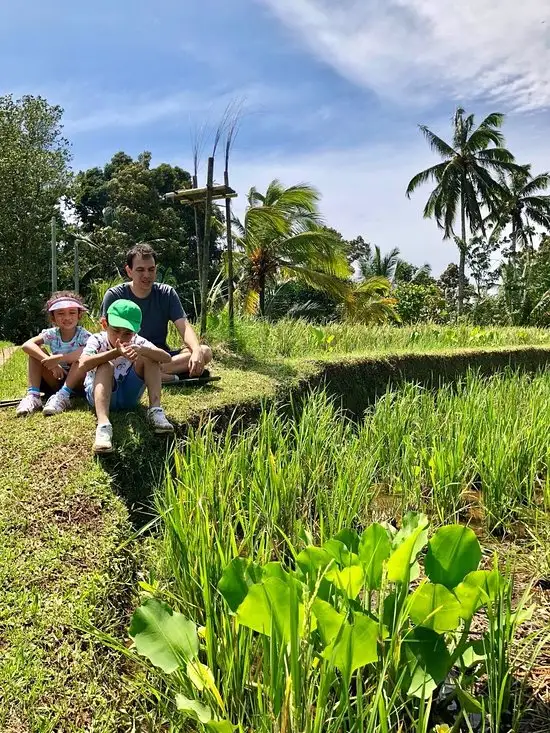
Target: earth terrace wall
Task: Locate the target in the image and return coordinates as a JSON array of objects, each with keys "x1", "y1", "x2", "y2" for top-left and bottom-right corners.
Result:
[{"x1": 303, "y1": 346, "x2": 550, "y2": 418}]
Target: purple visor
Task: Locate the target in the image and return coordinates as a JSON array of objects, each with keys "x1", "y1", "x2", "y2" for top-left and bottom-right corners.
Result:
[{"x1": 48, "y1": 298, "x2": 88, "y2": 312}]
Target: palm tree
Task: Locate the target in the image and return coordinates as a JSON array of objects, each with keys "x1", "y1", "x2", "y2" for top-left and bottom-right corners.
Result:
[
  {"x1": 233, "y1": 180, "x2": 351, "y2": 316},
  {"x1": 358, "y1": 245, "x2": 401, "y2": 281},
  {"x1": 342, "y1": 276, "x2": 400, "y2": 324},
  {"x1": 490, "y1": 166, "x2": 550, "y2": 254},
  {"x1": 406, "y1": 108, "x2": 523, "y2": 314}
]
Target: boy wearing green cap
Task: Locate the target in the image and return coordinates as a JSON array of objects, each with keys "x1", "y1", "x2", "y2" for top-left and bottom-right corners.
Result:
[{"x1": 79, "y1": 299, "x2": 174, "y2": 453}]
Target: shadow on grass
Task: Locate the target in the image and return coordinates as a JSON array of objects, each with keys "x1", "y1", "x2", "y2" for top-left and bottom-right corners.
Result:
[{"x1": 94, "y1": 408, "x2": 174, "y2": 529}]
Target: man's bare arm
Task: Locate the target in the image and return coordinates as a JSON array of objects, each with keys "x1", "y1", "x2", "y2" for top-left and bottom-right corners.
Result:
[{"x1": 173, "y1": 317, "x2": 201, "y2": 351}]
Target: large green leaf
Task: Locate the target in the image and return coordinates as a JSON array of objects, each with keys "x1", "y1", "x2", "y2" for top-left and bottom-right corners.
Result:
[
  {"x1": 325, "y1": 565, "x2": 364, "y2": 599},
  {"x1": 333, "y1": 528, "x2": 360, "y2": 553},
  {"x1": 175, "y1": 695, "x2": 212, "y2": 723},
  {"x1": 218, "y1": 557, "x2": 263, "y2": 612},
  {"x1": 296, "y1": 546, "x2": 333, "y2": 576},
  {"x1": 359, "y1": 523, "x2": 392, "y2": 590},
  {"x1": 322, "y1": 612, "x2": 379, "y2": 682},
  {"x1": 236, "y1": 576, "x2": 305, "y2": 641},
  {"x1": 129, "y1": 598, "x2": 198, "y2": 673},
  {"x1": 409, "y1": 582, "x2": 462, "y2": 634},
  {"x1": 312, "y1": 598, "x2": 346, "y2": 646},
  {"x1": 206, "y1": 722, "x2": 236, "y2": 732},
  {"x1": 454, "y1": 569, "x2": 499, "y2": 620},
  {"x1": 425, "y1": 525, "x2": 482, "y2": 588},
  {"x1": 404, "y1": 627, "x2": 452, "y2": 699},
  {"x1": 387, "y1": 517, "x2": 429, "y2": 584},
  {"x1": 392, "y1": 512, "x2": 429, "y2": 548},
  {"x1": 323, "y1": 538, "x2": 359, "y2": 567}
]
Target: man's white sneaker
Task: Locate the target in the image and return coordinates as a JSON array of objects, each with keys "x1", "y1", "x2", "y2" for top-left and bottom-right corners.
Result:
[
  {"x1": 147, "y1": 407, "x2": 174, "y2": 434},
  {"x1": 43, "y1": 391, "x2": 71, "y2": 416},
  {"x1": 94, "y1": 423, "x2": 113, "y2": 454},
  {"x1": 16, "y1": 393, "x2": 42, "y2": 417}
]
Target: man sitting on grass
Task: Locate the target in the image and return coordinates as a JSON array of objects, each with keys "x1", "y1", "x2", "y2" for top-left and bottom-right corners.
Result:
[
  {"x1": 101, "y1": 243, "x2": 212, "y2": 382},
  {"x1": 80, "y1": 299, "x2": 174, "y2": 454}
]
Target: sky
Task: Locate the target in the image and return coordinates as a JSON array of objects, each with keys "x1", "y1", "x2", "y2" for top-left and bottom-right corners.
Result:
[{"x1": 1, "y1": 0, "x2": 550, "y2": 276}]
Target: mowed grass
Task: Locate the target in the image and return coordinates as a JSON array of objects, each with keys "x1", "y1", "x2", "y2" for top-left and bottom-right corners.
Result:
[{"x1": 0, "y1": 404, "x2": 136, "y2": 730}]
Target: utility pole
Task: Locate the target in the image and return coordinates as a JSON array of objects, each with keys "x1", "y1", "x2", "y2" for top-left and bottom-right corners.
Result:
[
  {"x1": 224, "y1": 167, "x2": 234, "y2": 335},
  {"x1": 74, "y1": 237, "x2": 79, "y2": 293},
  {"x1": 200, "y1": 157, "x2": 215, "y2": 336},
  {"x1": 51, "y1": 217, "x2": 57, "y2": 292}
]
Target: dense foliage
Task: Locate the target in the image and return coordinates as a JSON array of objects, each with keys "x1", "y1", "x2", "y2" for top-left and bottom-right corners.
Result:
[{"x1": 0, "y1": 95, "x2": 71, "y2": 341}]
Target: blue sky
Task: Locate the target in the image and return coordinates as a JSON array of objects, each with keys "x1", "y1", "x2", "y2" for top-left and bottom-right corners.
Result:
[{"x1": 2, "y1": 0, "x2": 549, "y2": 275}]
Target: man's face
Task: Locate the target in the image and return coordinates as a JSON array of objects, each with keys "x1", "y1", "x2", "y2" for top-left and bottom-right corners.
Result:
[{"x1": 126, "y1": 255, "x2": 157, "y2": 290}]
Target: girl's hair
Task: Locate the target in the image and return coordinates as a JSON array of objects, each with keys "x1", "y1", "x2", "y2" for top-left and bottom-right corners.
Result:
[{"x1": 46, "y1": 290, "x2": 86, "y2": 311}]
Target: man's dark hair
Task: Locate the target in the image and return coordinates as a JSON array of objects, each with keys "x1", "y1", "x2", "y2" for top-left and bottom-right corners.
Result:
[{"x1": 126, "y1": 243, "x2": 158, "y2": 268}]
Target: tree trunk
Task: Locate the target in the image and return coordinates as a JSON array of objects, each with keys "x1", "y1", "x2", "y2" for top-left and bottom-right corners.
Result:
[
  {"x1": 259, "y1": 273, "x2": 266, "y2": 317},
  {"x1": 510, "y1": 225, "x2": 517, "y2": 256},
  {"x1": 199, "y1": 157, "x2": 214, "y2": 336},
  {"x1": 457, "y1": 191, "x2": 466, "y2": 316},
  {"x1": 224, "y1": 168, "x2": 234, "y2": 335}
]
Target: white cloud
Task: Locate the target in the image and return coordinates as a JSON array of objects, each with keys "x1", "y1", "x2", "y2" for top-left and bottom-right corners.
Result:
[
  {"x1": 64, "y1": 84, "x2": 288, "y2": 133},
  {"x1": 257, "y1": 0, "x2": 550, "y2": 110}
]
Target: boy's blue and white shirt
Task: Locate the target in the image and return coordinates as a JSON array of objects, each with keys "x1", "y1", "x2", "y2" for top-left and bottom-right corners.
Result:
[
  {"x1": 82, "y1": 331, "x2": 153, "y2": 388},
  {"x1": 41, "y1": 326, "x2": 91, "y2": 368}
]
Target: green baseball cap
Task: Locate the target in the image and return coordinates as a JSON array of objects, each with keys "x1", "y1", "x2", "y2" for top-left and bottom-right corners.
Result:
[{"x1": 106, "y1": 299, "x2": 142, "y2": 333}]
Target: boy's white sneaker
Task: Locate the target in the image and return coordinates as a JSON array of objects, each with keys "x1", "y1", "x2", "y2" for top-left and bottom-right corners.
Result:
[
  {"x1": 147, "y1": 407, "x2": 174, "y2": 434},
  {"x1": 43, "y1": 391, "x2": 71, "y2": 416},
  {"x1": 16, "y1": 393, "x2": 42, "y2": 417},
  {"x1": 94, "y1": 423, "x2": 113, "y2": 454}
]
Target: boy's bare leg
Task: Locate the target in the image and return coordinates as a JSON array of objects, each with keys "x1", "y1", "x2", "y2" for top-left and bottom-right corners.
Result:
[
  {"x1": 93, "y1": 363, "x2": 114, "y2": 424},
  {"x1": 160, "y1": 345, "x2": 212, "y2": 380},
  {"x1": 135, "y1": 357, "x2": 161, "y2": 407}
]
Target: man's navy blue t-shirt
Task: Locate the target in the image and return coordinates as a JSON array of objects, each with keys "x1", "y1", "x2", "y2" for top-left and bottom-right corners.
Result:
[{"x1": 101, "y1": 283, "x2": 186, "y2": 351}]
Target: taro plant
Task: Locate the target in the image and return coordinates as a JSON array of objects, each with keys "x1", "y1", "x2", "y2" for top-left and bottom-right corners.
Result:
[{"x1": 128, "y1": 514, "x2": 532, "y2": 732}]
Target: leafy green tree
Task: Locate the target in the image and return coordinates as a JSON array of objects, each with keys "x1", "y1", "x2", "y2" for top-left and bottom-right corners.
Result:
[
  {"x1": 438, "y1": 263, "x2": 475, "y2": 317},
  {"x1": 233, "y1": 180, "x2": 351, "y2": 316},
  {"x1": 406, "y1": 108, "x2": 522, "y2": 314},
  {"x1": 394, "y1": 282, "x2": 447, "y2": 324},
  {"x1": 71, "y1": 152, "x2": 222, "y2": 316},
  {"x1": 466, "y1": 236, "x2": 500, "y2": 298},
  {"x1": 0, "y1": 95, "x2": 71, "y2": 341}
]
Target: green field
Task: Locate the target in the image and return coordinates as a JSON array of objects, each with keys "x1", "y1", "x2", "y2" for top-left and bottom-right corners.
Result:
[{"x1": 0, "y1": 327, "x2": 549, "y2": 732}]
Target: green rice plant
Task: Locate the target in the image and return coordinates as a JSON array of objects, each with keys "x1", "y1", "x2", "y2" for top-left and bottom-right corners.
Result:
[
  {"x1": 205, "y1": 316, "x2": 550, "y2": 361},
  {"x1": 129, "y1": 516, "x2": 536, "y2": 732}
]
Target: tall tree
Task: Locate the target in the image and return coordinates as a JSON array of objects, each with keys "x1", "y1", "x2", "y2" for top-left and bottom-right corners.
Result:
[
  {"x1": 406, "y1": 108, "x2": 522, "y2": 314},
  {"x1": 358, "y1": 245, "x2": 401, "y2": 281},
  {"x1": 0, "y1": 95, "x2": 71, "y2": 341},
  {"x1": 342, "y1": 277, "x2": 400, "y2": 324},
  {"x1": 71, "y1": 152, "x2": 222, "y2": 316},
  {"x1": 233, "y1": 180, "x2": 350, "y2": 316},
  {"x1": 490, "y1": 166, "x2": 550, "y2": 254}
]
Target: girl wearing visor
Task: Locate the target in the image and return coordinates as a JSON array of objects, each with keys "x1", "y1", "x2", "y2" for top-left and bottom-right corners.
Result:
[{"x1": 16, "y1": 291, "x2": 91, "y2": 417}]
